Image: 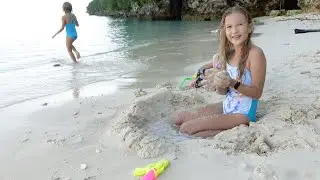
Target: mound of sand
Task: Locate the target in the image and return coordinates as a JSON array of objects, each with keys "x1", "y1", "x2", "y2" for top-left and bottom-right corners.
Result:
[
  {"x1": 213, "y1": 104, "x2": 320, "y2": 156},
  {"x1": 110, "y1": 82, "x2": 320, "y2": 159},
  {"x1": 110, "y1": 87, "x2": 206, "y2": 158}
]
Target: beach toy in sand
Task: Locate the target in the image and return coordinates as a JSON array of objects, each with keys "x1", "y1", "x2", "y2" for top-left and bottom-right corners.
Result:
[
  {"x1": 179, "y1": 63, "x2": 223, "y2": 89},
  {"x1": 133, "y1": 159, "x2": 170, "y2": 177},
  {"x1": 140, "y1": 160, "x2": 170, "y2": 180},
  {"x1": 179, "y1": 76, "x2": 194, "y2": 89},
  {"x1": 179, "y1": 73, "x2": 203, "y2": 89}
]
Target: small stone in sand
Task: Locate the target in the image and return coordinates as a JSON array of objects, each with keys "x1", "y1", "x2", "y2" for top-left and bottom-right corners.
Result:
[
  {"x1": 53, "y1": 64, "x2": 61, "y2": 67},
  {"x1": 84, "y1": 176, "x2": 96, "y2": 180},
  {"x1": 21, "y1": 138, "x2": 29, "y2": 143},
  {"x1": 74, "y1": 111, "x2": 79, "y2": 116},
  {"x1": 70, "y1": 135, "x2": 83, "y2": 144},
  {"x1": 97, "y1": 112, "x2": 102, "y2": 115},
  {"x1": 80, "y1": 163, "x2": 87, "y2": 170},
  {"x1": 300, "y1": 71, "x2": 311, "y2": 74},
  {"x1": 134, "y1": 88, "x2": 148, "y2": 97},
  {"x1": 42, "y1": 103, "x2": 48, "y2": 106}
]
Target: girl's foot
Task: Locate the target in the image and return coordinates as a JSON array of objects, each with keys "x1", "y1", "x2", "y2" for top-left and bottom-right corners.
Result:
[{"x1": 75, "y1": 51, "x2": 81, "y2": 59}]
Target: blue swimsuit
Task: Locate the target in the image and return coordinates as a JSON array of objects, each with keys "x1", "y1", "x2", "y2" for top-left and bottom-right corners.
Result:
[
  {"x1": 65, "y1": 13, "x2": 77, "y2": 40},
  {"x1": 222, "y1": 63, "x2": 258, "y2": 122}
]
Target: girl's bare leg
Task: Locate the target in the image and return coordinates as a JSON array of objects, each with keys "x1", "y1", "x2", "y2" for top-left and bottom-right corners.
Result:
[
  {"x1": 66, "y1": 37, "x2": 77, "y2": 62},
  {"x1": 173, "y1": 102, "x2": 223, "y2": 126},
  {"x1": 179, "y1": 113, "x2": 249, "y2": 137},
  {"x1": 72, "y1": 45, "x2": 81, "y2": 59}
]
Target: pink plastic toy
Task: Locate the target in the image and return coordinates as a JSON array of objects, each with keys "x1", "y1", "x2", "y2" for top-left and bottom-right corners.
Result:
[{"x1": 141, "y1": 168, "x2": 162, "y2": 180}]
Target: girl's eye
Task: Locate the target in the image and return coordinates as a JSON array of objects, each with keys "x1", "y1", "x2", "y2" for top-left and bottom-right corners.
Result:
[
  {"x1": 226, "y1": 26, "x2": 231, "y2": 29},
  {"x1": 239, "y1": 23, "x2": 243, "y2": 26}
]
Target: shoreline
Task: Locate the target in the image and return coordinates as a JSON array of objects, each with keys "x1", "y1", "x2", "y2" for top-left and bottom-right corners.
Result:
[{"x1": 2, "y1": 13, "x2": 320, "y2": 179}]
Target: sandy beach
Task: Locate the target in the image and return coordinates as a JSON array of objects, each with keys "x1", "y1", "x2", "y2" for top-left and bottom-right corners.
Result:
[{"x1": 2, "y1": 13, "x2": 320, "y2": 180}]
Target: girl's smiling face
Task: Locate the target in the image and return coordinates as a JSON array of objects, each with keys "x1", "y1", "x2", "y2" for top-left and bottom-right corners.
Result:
[{"x1": 224, "y1": 12, "x2": 252, "y2": 47}]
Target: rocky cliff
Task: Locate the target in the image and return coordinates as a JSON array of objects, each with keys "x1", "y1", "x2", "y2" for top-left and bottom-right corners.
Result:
[
  {"x1": 86, "y1": 0, "x2": 320, "y2": 20},
  {"x1": 298, "y1": 0, "x2": 320, "y2": 12}
]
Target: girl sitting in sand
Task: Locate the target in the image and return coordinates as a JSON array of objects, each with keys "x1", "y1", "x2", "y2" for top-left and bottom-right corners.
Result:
[
  {"x1": 174, "y1": 6, "x2": 267, "y2": 137},
  {"x1": 52, "y1": 2, "x2": 81, "y2": 63}
]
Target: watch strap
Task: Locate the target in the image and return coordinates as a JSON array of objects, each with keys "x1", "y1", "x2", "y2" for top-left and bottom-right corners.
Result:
[{"x1": 234, "y1": 81, "x2": 241, "y2": 90}]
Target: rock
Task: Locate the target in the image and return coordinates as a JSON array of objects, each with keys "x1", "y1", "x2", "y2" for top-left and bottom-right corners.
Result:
[
  {"x1": 74, "y1": 111, "x2": 79, "y2": 116},
  {"x1": 87, "y1": 0, "x2": 280, "y2": 20},
  {"x1": 300, "y1": 71, "x2": 311, "y2": 74},
  {"x1": 21, "y1": 138, "x2": 29, "y2": 143},
  {"x1": 84, "y1": 176, "x2": 96, "y2": 180},
  {"x1": 53, "y1": 64, "x2": 61, "y2": 67},
  {"x1": 42, "y1": 102, "x2": 48, "y2": 106},
  {"x1": 286, "y1": 10, "x2": 303, "y2": 16},
  {"x1": 80, "y1": 163, "x2": 88, "y2": 170},
  {"x1": 253, "y1": 19, "x2": 265, "y2": 26},
  {"x1": 86, "y1": 0, "x2": 320, "y2": 20},
  {"x1": 298, "y1": 0, "x2": 320, "y2": 12},
  {"x1": 134, "y1": 88, "x2": 148, "y2": 97},
  {"x1": 269, "y1": 10, "x2": 281, "y2": 16}
]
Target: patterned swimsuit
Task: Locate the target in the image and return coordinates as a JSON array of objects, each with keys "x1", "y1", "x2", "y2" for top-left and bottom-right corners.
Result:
[{"x1": 222, "y1": 63, "x2": 258, "y2": 122}]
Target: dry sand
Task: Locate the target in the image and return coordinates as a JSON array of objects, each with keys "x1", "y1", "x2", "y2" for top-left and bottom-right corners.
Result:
[{"x1": 2, "y1": 13, "x2": 320, "y2": 180}]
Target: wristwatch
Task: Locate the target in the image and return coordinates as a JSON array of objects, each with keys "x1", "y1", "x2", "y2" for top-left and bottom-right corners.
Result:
[
  {"x1": 234, "y1": 81, "x2": 241, "y2": 90},
  {"x1": 198, "y1": 67, "x2": 207, "y2": 76}
]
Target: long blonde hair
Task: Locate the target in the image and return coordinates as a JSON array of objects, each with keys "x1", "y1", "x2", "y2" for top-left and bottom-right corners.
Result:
[{"x1": 218, "y1": 6, "x2": 253, "y2": 81}]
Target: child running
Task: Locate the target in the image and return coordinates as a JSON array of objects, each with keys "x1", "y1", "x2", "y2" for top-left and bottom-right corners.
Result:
[
  {"x1": 174, "y1": 6, "x2": 267, "y2": 137},
  {"x1": 52, "y1": 2, "x2": 81, "y2": 63}
]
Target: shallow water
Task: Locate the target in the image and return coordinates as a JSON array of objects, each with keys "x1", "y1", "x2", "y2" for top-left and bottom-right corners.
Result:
[{"x1": 0, "y1": 0, "x2": 221, "y2": 108}]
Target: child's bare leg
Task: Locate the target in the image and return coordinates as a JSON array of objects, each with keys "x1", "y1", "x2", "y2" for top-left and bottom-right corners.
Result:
[
  {"x1": 66, "y1": 37, "x2": 77, "y2": 62},
  {"x1": 173, "y1": 102, "x2": 223, "y2": 126},
  {"x1": 179, "y1": 114, "x2": 249, "y2": 136},
  {"x1": 72, "y1": 45, "x2": 81, "y2": 59}
]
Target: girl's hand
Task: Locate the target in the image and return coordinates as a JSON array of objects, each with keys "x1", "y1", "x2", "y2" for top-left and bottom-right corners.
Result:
[
  {"x1": 214, "y1": 71, "x2": 236, "y2": 88},
  {"x1": 201, "y1": 68, "x2": 221, "y2": 91},
  {"x1": 189, "y1": 79, "x2": 197, "y2": 88},
  {"x1": 201, "y1": 79, "x2": 216, "y2": 91}
]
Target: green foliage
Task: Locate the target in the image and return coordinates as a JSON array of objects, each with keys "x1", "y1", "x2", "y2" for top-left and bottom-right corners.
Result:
[{"x1": 86, "y1": 0, "x2": 161, "y2": 13}]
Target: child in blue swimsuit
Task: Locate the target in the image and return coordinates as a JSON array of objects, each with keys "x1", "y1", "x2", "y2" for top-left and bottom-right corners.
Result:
[{"x1": 52, "y1": 2, "x2": 81, "y2": 63}]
